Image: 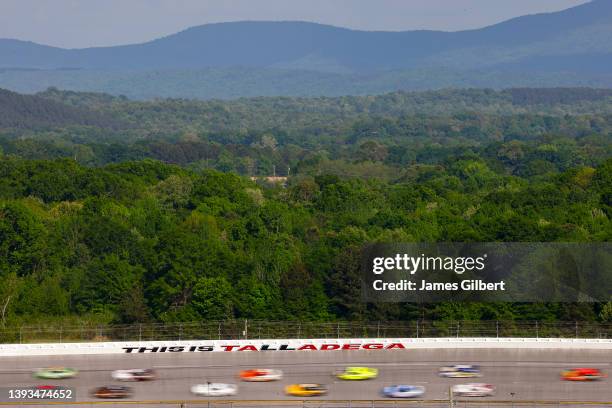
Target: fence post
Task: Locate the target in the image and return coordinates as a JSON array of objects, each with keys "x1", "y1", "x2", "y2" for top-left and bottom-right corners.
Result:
[
  {"x1": 536, "y1": 321, "x2": 539, "y2": 339},
  {"x1": 575, "y1": 321, "x2": 578, "y2": 338},
  {"x1": 416, "y1": 320, "x2": 419, "y2": 338},
  {"x1": 377, "y1": 321, "x2": 380, "y2": 338},
  {"x1": 139, "y1": 324, "x2": 142, "y2": 342},
  {"x1": 496, "y1": 320, "x2": 499, "y2": 338},
  {"x1": 19, "y1": 326, "x2": 22, "y2": 344}
]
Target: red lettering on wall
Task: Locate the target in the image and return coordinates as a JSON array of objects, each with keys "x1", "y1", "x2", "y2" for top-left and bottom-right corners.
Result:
[
  {"x1": 363, "y1": 343, "x2": 384, "y2": 350},
  {"x1": 238, "y1": 345, "x2": 258, "y2": 351},
  {"x1": 386, "y1": 343, "x2": 406, "y2": 350}
]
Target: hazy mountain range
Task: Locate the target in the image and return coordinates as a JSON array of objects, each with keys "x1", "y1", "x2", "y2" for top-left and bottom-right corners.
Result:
[{"x1": 1, "y1": 0, "x2": 611, "y2": 99}]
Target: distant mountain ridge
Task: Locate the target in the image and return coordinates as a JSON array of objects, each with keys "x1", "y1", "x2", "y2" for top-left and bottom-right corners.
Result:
[
  {"x1": 0, "y1": 0, "x2": 611, "y2": 98},
  {"x1": 2, "y1": 0, "x2": 612, "y2": 72}
]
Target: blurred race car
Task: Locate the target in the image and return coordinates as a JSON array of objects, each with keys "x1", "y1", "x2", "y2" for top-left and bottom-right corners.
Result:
[
  {"x1": 382, "y1": 385, "x2": 426, "y2": 398},
  {"x1": 111, "y1": 369, "x2": 157, "y2": 381},
  {"x1": 285, "y1": 383, "x2": 328, "y2": 397},
  {"x1": 439, "y1": 365, "x2": 482, "y2": 378},
  {"x1": 239, "y1": 368, "x2": 283, "y2": 382},
  {"x1": 33, "y1": 367, "x2": 78, "y2": 379},
  {"x1": 191, "y1": 383, "x2": 238, "y2": 397},
  {"x1": 561, "y1": 368, "x2": 606, "y2": 381},
  {"x1": 336, "y1": 367, "x2": 378, "y2": 380},
  {"x1": 452, "y1": 383, "x2": 495, "y2": 397},
  {"x1": 91, "y1": 385, "x2": 132, "y2": 399}
]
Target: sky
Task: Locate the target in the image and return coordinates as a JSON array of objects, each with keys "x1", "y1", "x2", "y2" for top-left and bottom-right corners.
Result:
[{"x1": 0, "y1": 0, "x2": 590, "y2": 49}]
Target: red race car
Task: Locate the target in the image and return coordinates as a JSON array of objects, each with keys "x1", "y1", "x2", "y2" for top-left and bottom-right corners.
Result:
[{"x1": 561, "y1": 368, "x2": 606, "y2": 381}]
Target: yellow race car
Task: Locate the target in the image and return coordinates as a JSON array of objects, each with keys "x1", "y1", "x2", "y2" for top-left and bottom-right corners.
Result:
[
  {"x1": 336, "y1": 366, "x2": 378, "y2": 380},
  {"x1": 285, "y1": 383, "x2": 328, "y2": 397}
]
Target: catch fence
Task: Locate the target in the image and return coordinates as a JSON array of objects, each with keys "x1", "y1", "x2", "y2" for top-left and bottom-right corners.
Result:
[{"x1": 1, "y1": 320, "x2": 611, "y2": 344}]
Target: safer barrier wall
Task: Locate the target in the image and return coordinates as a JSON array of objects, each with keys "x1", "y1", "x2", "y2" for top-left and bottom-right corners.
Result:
[{"x1": 1, "y1": 338, "x2": 611, "y2": 357}]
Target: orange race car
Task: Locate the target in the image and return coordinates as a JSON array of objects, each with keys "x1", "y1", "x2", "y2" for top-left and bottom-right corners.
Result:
[
  {"x1": 561, "y1": 368, "x2": 606, "y2": 381},
  {"x1": 239, "y1": 369, "x2": 283, "y2": 382}
]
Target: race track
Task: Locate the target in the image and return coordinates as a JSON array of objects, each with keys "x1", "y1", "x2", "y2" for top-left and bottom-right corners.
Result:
[{"x1": 0, "y1": 347, "x2": 610, "y2": 407}]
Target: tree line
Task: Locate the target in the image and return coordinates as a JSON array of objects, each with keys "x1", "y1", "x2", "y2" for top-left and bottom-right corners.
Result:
[{"x1": 0, "y1": 157, "x2": 610, "y2": 328}]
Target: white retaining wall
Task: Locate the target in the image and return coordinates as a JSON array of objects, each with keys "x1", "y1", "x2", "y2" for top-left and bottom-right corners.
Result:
[{"x1": 0, "y1": 338, "x2": 611, "y2": 357}]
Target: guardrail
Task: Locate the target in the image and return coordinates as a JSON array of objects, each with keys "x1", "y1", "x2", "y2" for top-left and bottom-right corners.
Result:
[
  {"x1": 2, "y1": 400, "x2": 612, "y2": 407},
  {"x1": 1, "y1": 320, "x2": 611, "y2": 344}
]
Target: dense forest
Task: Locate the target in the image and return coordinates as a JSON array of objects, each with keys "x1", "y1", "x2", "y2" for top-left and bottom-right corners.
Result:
[
  {"x1": 0, "y1": 87, "x2": 610, "y2": 328},
  {"x1": 0, "y1": 88, "x2": 121, "y2": 130},
  {"x1": 0, "y1": 88, "x2": 611, "y2": 178}
]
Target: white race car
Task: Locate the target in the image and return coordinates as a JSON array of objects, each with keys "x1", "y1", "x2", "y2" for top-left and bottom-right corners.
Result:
[
  {"x1": 452, "y1": 383, "x2": 495, "y2": 397},
  {"x1": 239, "y1": 369, "x2": 283, "y2": 382},
  {"x1": 191, "y1": 383, "x2": 238, "y2": 397},
  {"x1": 111, "y1": 369, "x2": 156, "y2": 381},
  {"x1": 439, "y1": 365, "x2": 482, "y2": 378},
  {"x1": 382, "y1": 385, "x2": 426, "y2": 398}
]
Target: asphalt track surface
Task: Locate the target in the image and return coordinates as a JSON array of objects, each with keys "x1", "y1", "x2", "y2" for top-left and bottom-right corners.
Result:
[{"x1": 0, "y1": 348, "x2": 610, "y2": 407}]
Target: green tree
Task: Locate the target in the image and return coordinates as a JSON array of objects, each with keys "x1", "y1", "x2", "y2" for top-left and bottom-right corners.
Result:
[
  {"x1": 600, "y1": 302, "x2": 612, "y2": 322},
  {"x1": 192, "y1": 277, "x2": 234, "y2": 319}
]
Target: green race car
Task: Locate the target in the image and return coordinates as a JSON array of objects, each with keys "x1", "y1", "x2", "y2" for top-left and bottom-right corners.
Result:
[
  {"x1": 34, "y1": 367, "x2": 78, "y2": 379},
  {"x1": 336, "y1": 366, "x2": 378, "y2": 380}
]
